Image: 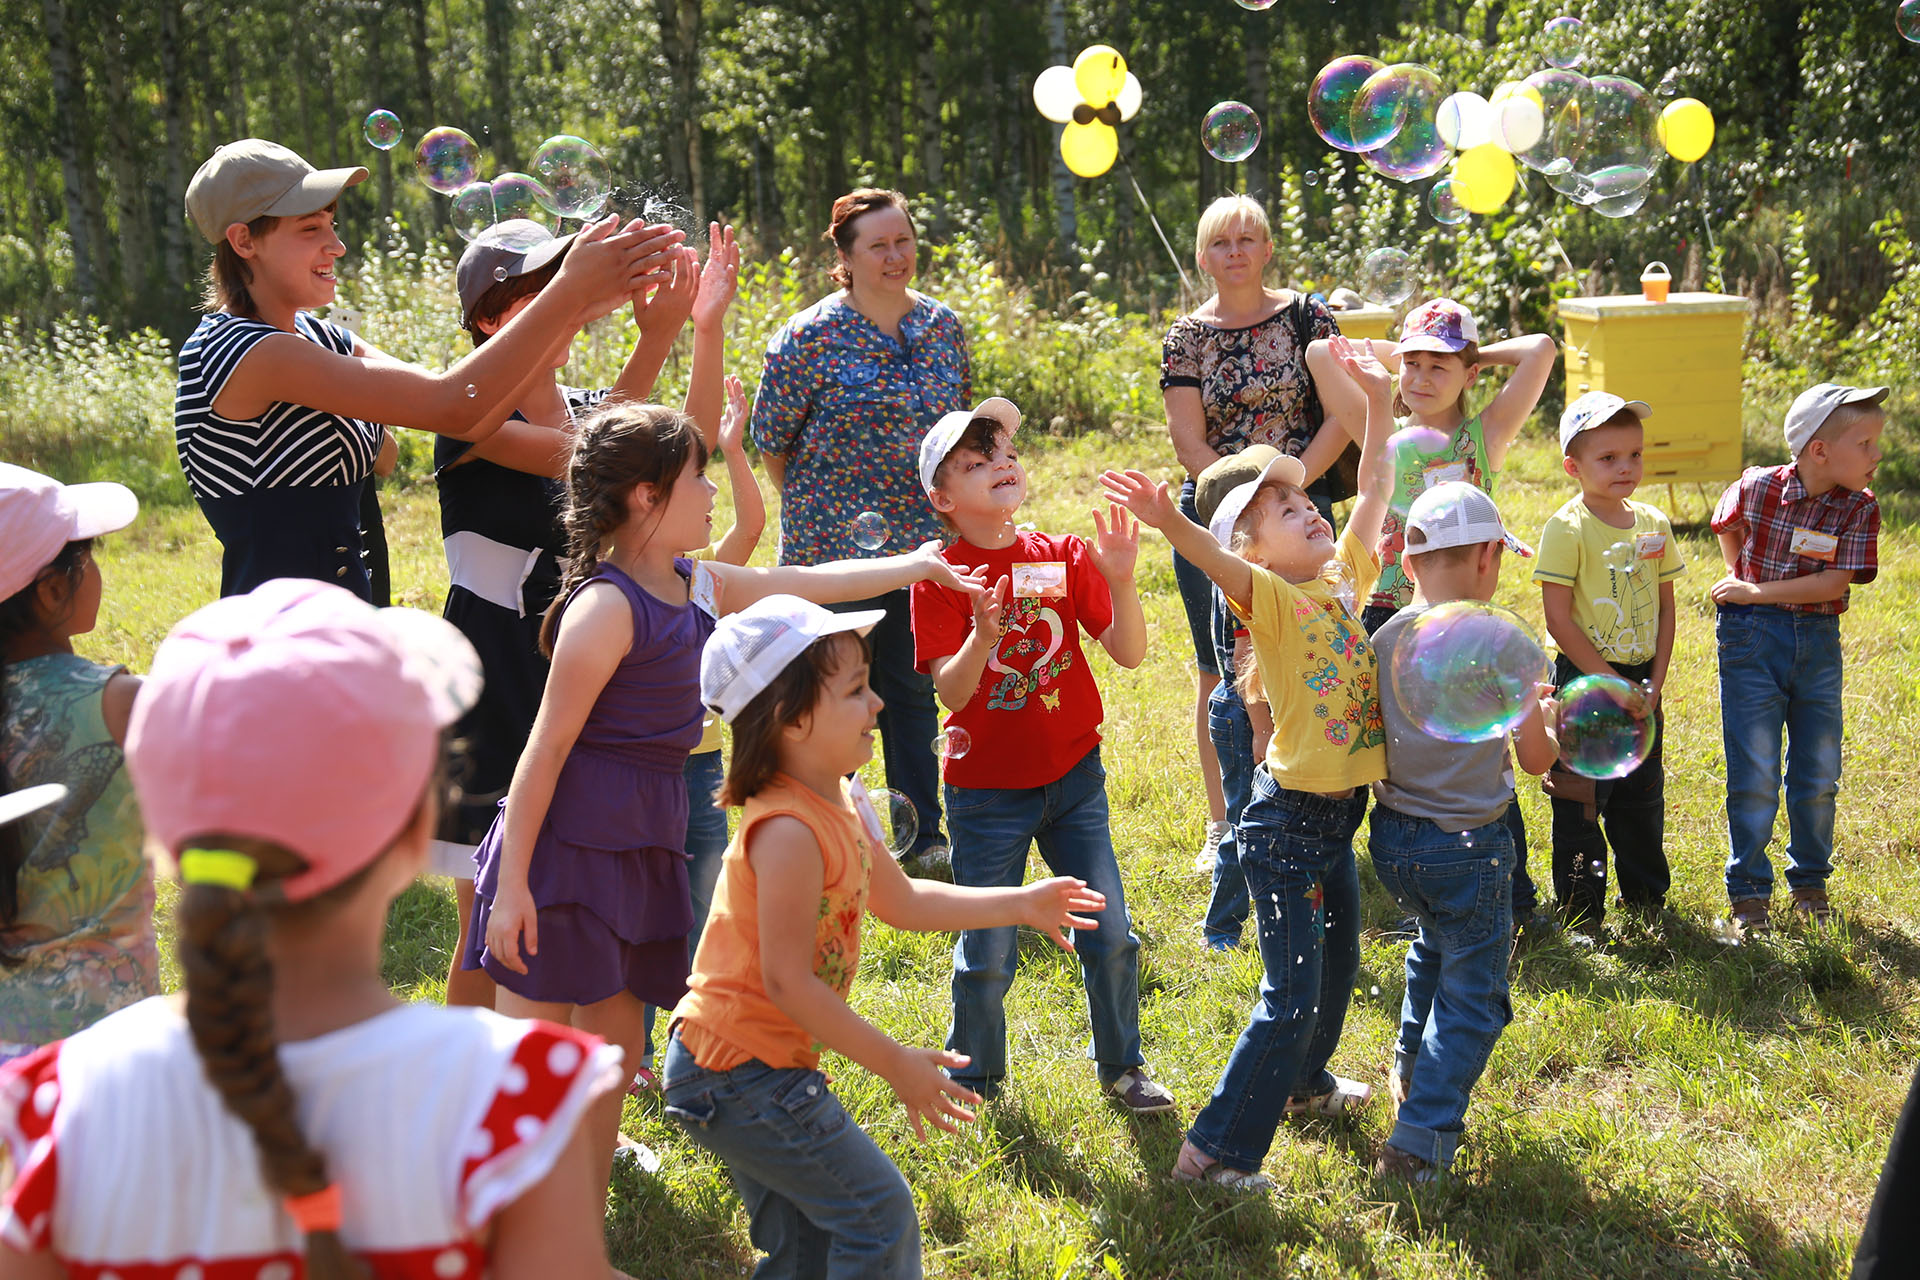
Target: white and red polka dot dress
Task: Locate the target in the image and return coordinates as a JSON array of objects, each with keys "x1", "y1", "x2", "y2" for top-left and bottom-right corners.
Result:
[{"x1": 0, "y1": 996, "x2": 620, "y2": 1278}]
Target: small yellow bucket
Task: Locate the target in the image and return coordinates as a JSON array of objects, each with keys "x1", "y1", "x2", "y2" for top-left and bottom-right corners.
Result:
[{"x1": 1640, "y1": 261, "x2": 1671, "y2": 303}]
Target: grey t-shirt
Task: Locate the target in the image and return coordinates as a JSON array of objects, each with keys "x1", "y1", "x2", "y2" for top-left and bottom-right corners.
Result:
[{"x1": 1370, "y1": 604, "x2": 1516, "y2": 833}]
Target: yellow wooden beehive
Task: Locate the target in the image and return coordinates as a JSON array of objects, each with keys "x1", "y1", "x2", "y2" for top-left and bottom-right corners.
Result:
[
  {"x1": 1328, "y1": 302, "x2": 1395, "y2": 345},
  {"x1": 1556, "y1": 292, "x2": 1750, "y2": 486}
]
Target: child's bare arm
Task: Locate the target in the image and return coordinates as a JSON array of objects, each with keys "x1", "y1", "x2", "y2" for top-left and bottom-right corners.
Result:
[
  {"x1": 1540, "y1": 582, "x2": 1618, "y2": 679},
  {"x1": 1715, "y1": 529, "x2": 1743, "y2": 575},
  {"x1": 1476, "y1": 334, "x2": 1559, "y2": 469},
  {"x1": 751, "y1": 817, "x2": 980, "y2": 1139},
  {"x1": 711, "y1": 376, "x2": 765, "y2": 566},
  {"x1": 929, "y1": 577, "x2": 1006, "y2": 712},
  {"x1": 1651, "y1": 580, "x2": 1677, "y2": 707},
  {"x1": 1099, "y1": 469, "x2": 1255, "y2": 612},
  {"x1": 866, "y1": 842, "x2": 1104, "y2": 948},
  {"x1": 1711, "y1": 568, "x2": 1854, "y2": 606},
  {"x1": 1512, "y1": 683, "x2": 1559, "y2": 776},
  {"x1": 682, "y1": 226, "x2": 741, "y2": 449},
  {"x1": 708, "y1": 544, "x2": 988, "y2": 613},
  {"x1": 1329, "y1": 336, "x2": 1395, "y2": 555},
  {"x1": 1089, "y1": 505, "x2": 1147, "y2": 669}
]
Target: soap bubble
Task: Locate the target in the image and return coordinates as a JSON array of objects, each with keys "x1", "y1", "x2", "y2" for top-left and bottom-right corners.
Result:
[
  {"x1": 1390, "y1": 600, "x2": 1550, "y2": 743},
  {"x1": 1234, "y1": 0, "x2": 1281, "y2": 8},
  {"x1": 464, "y1": 383, "x2": 477, "y2": 398},
  {"x1": 1901, "y1": 0, "x2": 1920, "y2": 40},
  {"x1": 450, "y1": 182, "x2": 496, "y2": 242},
  {"x1": 492, "y1": 265, "x2": 509, "y2": 282},
  {"x1": 1494, "y1": 87, "x2": 1546, "y2": 154},
  {"x1": 1360, "y1": 247, "x2": 1417, "y2": 307},
  {"x1": 414, "y1": 126, "x2": 480, "y2": 194},
  {"x1": 1304, "y1": 169, "x2": 1321, "y2": 186},
  {"x1": 1357, "y1": 64, "x2": 1451, "y2": 182},
  {"x1": 529, "y1": 135, "x2": 612, "y2": 219},
  {"x1": 490, "y1": 173, "x2": 558, "y2": 232},
  {"x1": 1388, "y1": 425, "x2": 1454, "y2": 465},
  {"x1": 1601, "y1": 541, "x2": 1637, "y2": 574},
  {"x1": 1656, "y1": 68, "x2": 1682, "y2": 97},
  {"x1": 1553, "y1": 76, "x2": 1660, "y2": 200},
  {"x1": 851, "y1": 511, "x2": 890, "y2": 551},
  {"x1": 1556, "y1": 674, "x2": 1654, "y2": 779},
  {"x1": 879, "y1": 789, "x2": 919, "y2": 857},
  {"x1": 1513, "y1": 70, "x2": 1589, "y2": 173},
  {"x1": 934, "y1": 727, "x2": 973, "y2": 760},
  {"x1": 1436, "y1": 92, "x2": 1495, "y2": 149},
  {"x1": 1593, "y1": 186, "x2": 1652, "y2": 218},
  {"x1": 1202, "y1": 101, "x2": 1262, "y2": 162},
  {"x1": 1541, "y1": 15, "x2": 1586, "y2": 69},
  {"x1": 363, "y1": 109, "x2": 402, "y2": 150},
  {"x1": 1428, "y1": 178, "x2": 1471, "y2": 225},
  {"x1": 1308, "y1": 55, "x2": 1386, "y2": 153}
]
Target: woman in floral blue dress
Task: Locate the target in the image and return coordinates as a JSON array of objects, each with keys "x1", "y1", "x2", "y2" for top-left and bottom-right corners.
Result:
[{"x1": 749, "y1": 188, "x2": 971, "y2": 868}]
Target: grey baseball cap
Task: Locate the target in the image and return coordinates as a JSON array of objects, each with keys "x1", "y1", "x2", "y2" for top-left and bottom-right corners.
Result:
[
  {"x1": 456, "y1": 220, "x2": 575, "y2": 322},
  {"x1": 1784, "y1": 383, "x2": 1889, "y2": 457},
  {"x1": 186, "y1": 139, "x2": 366, "y2": 244}
]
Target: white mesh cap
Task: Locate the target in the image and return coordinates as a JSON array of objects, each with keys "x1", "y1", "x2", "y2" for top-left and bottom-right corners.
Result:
[
  {"x1": 1404, "y1": 481, "x2": 1534, "y2": 557},
  {"x1": 701, "y1": 594, "x2": 887, "y2": 723}
]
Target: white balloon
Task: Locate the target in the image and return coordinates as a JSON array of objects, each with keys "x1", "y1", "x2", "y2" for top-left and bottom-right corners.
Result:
[
  {"x1": 1033, "y1": 65, "x2": 1082, "y2": 124},
  {"x1": 1496, "y1": 96, "x2": 1545, "y2": 154},
  {"x1": 1116, "y1": 72, "x2": 1144, "y2": 122},
  {"x1": 1436, "y1": 92, "x2": 1494, "y2": 150}
]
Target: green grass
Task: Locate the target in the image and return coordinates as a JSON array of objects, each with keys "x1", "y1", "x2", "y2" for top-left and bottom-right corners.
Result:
[{"x1": 87, "y1": 424, "x2": 1919, "y2": 1279}]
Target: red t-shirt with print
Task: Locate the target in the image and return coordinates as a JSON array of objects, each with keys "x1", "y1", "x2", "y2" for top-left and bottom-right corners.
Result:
[{"x1": 911, "y1": 531, "x2": 1114, "y2": 790}]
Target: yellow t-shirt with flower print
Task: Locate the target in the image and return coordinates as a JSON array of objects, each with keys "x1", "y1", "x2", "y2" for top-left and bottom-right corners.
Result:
[{"x1": 1227, "y1": 526, "x2": 1387, "y2": 792}]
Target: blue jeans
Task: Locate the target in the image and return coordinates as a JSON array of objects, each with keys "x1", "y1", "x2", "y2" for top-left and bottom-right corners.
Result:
[
  {"x1": 944, "y1": 747, "x2": 1143, "y2": 1091},
  {"x1": 1186, "y1": 770, "x2": 1366, "y2": 1172},
  {"x1": 829, "y1": 592, "x2": 944, "y2": 856},
  {"x1": 663, "y1": 1034, "x2": 920, "y2": 1279},
  {"x1": 1717, "y1": 605, "x2": 1844, "y2": 902},
  {"x1": 1204, "y1": 680, "x2": 1254, "y2": 947},
  {"x1": 684, "y1": 749, "x2": 730, "y2": 943},
  {"x1": 1171, "y1": 480, "x2": 1221, "y2": 677},
  {"x1": 1369, "y1": 804, "x2": 1515, "y2": 1168}
]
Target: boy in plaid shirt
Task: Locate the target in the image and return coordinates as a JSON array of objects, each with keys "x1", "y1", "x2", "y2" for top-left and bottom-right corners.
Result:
[{"x1": 1710, "y1": 383, "x2": 1885, "y2": 933}]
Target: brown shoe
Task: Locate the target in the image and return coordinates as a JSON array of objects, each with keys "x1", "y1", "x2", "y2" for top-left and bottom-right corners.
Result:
[
  {"x1": 1373, "y1": 1143, "x2": 1437, "y2": 1184},
  {"x1": 1790, "y1": 886, "x2": 1833, "y2": 924},
  {"x1": 1730, "y1": 896, "x2": 1773, "y2": 935}
]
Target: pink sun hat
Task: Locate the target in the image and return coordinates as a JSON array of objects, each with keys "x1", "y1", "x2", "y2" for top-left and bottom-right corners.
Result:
[
  {"x1": 1395, "y1": 298, "x2": 1480, "y2": 355},
  {"x1": 0, "y1": 463, "x2": 139, "y2": 602},
  {"x1": 125, "y1": 579, "x2": 482, "y2": 903}
]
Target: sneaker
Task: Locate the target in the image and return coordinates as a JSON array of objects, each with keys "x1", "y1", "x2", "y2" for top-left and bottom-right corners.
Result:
[
  {"x1": 1373, "y1": 1143, "x2": 1437, "y2": 1184},
  {"x1": 1790, "y1": 886, "x2": 1834, "y2": 925},
  {"x1": 905, "y1": 844, "x2": 951, "y2": 875},
  {"x1": 1104, "y1": 1067, "x2": 1177, "y2": 1115},
  {"x1": 1171, "y1": 1140, "x2": 1273, "y2": 1193},
  {"x1": 1194, "y1": 820, "x2": 1230, "y2": 873},
  {"x1": 613, "y1": 1132, "x2": 661, "y2": 1172},
  {"x1": 1285, "y1": 1075, "x2": 1374, "y2": 1121},
  {"x1": 1730, "y1": 896, "x2": 1773, "y2": 936},
  {"x1": 625, "y1": 1065, "x2": 660, "y2": 1099}
]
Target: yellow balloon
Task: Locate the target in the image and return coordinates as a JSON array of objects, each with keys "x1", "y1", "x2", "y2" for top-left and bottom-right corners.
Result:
[
  {"x1": 1073, "y1": 45, "x2": 1128, "y2": 109},
  {"x1": 1658, "y1": 98, "x2": 1715, "y2": 163},
  {"x1": 1453, "y1": 143, "x2": 1516, "y2": 214},
  {"x1": 1061, "y1": 120, "x2": 1119, "y2": 178}
]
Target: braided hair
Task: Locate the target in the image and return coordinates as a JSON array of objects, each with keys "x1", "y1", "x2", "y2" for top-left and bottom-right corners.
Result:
[{"x1": 538, "y1": 401, "x2": 710, "y2": 656}]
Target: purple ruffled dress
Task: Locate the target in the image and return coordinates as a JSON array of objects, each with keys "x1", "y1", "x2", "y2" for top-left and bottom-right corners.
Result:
[{"x1": 463, "y1": 558, "x2": 713, "y2": 1007}]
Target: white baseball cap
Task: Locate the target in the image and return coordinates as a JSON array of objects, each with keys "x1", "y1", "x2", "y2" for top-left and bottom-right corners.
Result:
[
  {"x1": 1559, "y1": 391, "x2": 1651, "y2": 453},
  {"x1": 1784, "y1": 383, "x2": 1889, "y2": 457},
  {"x1": 1206, "y1": 452, "x2": 1308, "y2": 547},
  {"x1": 1404, "y1": 481, "x2": 1534, "y2": 557},
  {"x1": 701, "y1": 595, "x2": 887, "y2": 723},
  {"x1": 0, "y1": 463, "x2": 139, "y2": 601},
  {"x1": 918, "y1": 397, "x2": 1022, "y2": 496}
]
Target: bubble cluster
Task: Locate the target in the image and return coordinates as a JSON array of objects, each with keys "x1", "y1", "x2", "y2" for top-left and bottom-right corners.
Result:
[
  {"x1": 1556, "y1": 674, "x2": 1655, "y2": 779},
  {"x1": 1551, "y1": 76, "x2": 1659, "y2": 202},
  {"x1": 363, "y1": 109, "x2": 402, "y2": 151},
  {"x1": 1428, "y1": 178, "x2": 1471, "y2": 226},
  {"x1": 1360, "y1": 247, "x2": 1417, "y2": 306},
  {"x1": 1202, "y1": 101, "x2": 1262, "y2": 163},
  {"x1": 1308, "y1": 56, "x2": 1385, "y2": 153},
  {"x1": 530, "y1": 135, "x2": 612, "y2": 219},
  {"x1": 850, "y1": 511, "x2": 890, "y2": 551},
  {"x1": 414, "y1": 126, "x2": 480, "y2": 195},
  {"x1": 1390, "y1": 600, "x2": 1549, "y2": 743},
  {"x1": 1541, "y1": 15, "x2": 1586, "y2": 69}
]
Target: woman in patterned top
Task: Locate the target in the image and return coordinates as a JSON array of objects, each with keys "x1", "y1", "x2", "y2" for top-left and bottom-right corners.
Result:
[
  {"x1": 749, "y1": 189, "x2": 972, "y2": 867},
  {"x1": 174, "y1": 139, "x2": 678, "y2": 601},
  {"x1": 1160, "y1": 195, "x2": 1360, "y2": 915}
]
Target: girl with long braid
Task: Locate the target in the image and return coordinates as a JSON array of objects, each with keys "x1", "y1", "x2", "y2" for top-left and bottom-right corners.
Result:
[
  {"x1": 460, "y1": 394, "x2": 986, "y2": 1190},
  {"x1": 0, "y1": 579, "x2": 619, "y2": 1278}
]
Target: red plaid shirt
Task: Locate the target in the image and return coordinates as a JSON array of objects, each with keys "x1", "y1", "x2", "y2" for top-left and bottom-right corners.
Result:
[{"x1": 1710, "y1": 464, "x2": 1879, "y2": 615}]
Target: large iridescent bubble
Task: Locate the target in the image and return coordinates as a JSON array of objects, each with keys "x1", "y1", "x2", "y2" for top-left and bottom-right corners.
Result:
[
  {"x1": 414, "y1": 126, "x2": 480, "y2": 195},
  {"x1": 490, "y1": 173, "x2": 559, "y2": 235},
  {"x1": 1556, "y1": 674, "x2": 1654, "y2": 778},
  {"x1": 1553, "y1": 75, "x2": 1660, "y2": 199},
  {"x1": 529, "y1": 135, "x2": 612, "y2": 219},
  {"x1": 1514, "y1": 70, "x2": 1589, "y2": 174},
  {"x1": 1541, "y1": 15, "x2": 1586, "y2": 69},
  {"x1": 1357, "y1": 64, "x2": 1451, "y2": 182},
  {"x1": 1360, "y1": 247, "x2": 1418, "y2": 307},
  {"x1": 1390, "y1": 600, "x2": 1550, "y2": 744},
  {"x1": 1202, "y1": 101, "x2": 1262, "y2": 162},
  {"x1": 1308, "y1": 56, "x2": 1386, "y2": 153}
]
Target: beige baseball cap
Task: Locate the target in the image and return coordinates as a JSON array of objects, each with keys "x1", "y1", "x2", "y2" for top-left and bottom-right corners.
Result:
[{"x1": 186, "y1": 139, "x2": 367, "y2": 244}]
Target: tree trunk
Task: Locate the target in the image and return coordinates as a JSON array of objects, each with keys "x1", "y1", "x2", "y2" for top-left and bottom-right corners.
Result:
[
  {"x1": 1243, "y1": 22, "x2": 1271, "y2": 203},
  {"x1": 912, "y1": 0, "x2": 942, "y2": 211},
  {"x1": 403, "y1": 0, "x2": 443, "y2": 230},
  {"x1": 99, "y1": 2, "x2": 155, "y2": 313},
  {"x1": 156, "y1": 0, "x2": 190, "y2": 316},
  {"x1": 1046, "y1": 0, "x2": 1075, "y2": 250},
  {"x1": 41, "y1": 0, "x2": 97, "y2": 308},
  {"x1": 366, "y1": 6, "x2": 394, "y2": 219},
  {"x1": 653, "y1": 0, "x2": 703, "y2": 216},
  {"x1": 482, "y1": 0, "x2": 516, "y2": 168}
]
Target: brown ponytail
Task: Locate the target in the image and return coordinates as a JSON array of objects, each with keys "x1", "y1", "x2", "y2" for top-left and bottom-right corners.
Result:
[
  {"x1": 539, "y1": 401, "x2": 710, "y2": 657},
  {"x1": 177, "y1": 840, "x2": 377, "y2": 1280}
]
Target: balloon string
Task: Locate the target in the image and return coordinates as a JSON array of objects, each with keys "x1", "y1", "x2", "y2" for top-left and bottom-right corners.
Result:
[{"x1": 1118, "y1": 148, "x2": 1193, "y2": 294}]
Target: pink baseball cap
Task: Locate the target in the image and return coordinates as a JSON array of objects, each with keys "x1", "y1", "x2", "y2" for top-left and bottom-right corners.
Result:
[
  {"x1": 0, "y1": 463, "x2": 138, "y2": 601},
  {"x1": 1395, "y1": 298, "x2": 1479, "y2": 355},
  {"x1": 125, "y1": 579, "x2": 482, "y2": 903}
]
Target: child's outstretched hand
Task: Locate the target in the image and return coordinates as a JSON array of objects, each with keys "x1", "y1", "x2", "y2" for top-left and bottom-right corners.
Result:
[
  {"x1": 884, "y1": 1046, "x2": 981, "y2": 1140},
  {"x1": 1023, "y1": 875, "x2": 1107, "y2": 951},
  {"x1": 635, "y1": 242, "x2": 699, "y2": 332},
  {"x1": 1330, "y1": 333, "x2": 1392, "y2": 397},
  {"x1": 909, "y1": 541, "x2": 989, "y2": 596},
  {"x1": 1098, "y1": 469, "x2": 1179, "y2": 530},
  {"x1": 973, "y1": 574, "x2": 1009, "y2": 641},
  {"x1": 690, "y1": 223, "x2": 741, "y2": 332},
  {"x1": 1088, "y1": 503, "x2": 1140, "y2": 581},
  {"x1": 717, "y1": 374, "x2": 748, "y2": 454}
]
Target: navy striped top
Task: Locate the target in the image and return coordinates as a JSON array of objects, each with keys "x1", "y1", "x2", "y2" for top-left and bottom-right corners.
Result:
[{"x1": 173, "y1": 312, "x2": 381, "y2": 499}]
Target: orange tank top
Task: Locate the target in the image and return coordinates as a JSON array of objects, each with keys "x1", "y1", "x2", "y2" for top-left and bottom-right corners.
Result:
[{"x1": 671, "y1": 774, "x2": 875, "y2": 1071}]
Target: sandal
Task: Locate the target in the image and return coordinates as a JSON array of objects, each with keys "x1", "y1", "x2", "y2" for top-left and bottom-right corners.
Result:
[
  {"x1": 626, "y1": 1065, "x2": 660, "y2": 1099},
  {"x1": 1171, "y1": 1140, "x2": 1275, "y2": 1193},
  {"x1": 1285, "y1": 1075, "x2": 1374, "y2": 1121}
]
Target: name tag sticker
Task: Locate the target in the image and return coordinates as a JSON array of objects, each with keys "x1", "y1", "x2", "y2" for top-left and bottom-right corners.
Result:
[
  {"x1": 1422, "y1": 460, "x2": 1468, "y2": 489},
  {"x1": 1012, "y1": 562, "x2": 1067, "y2": 598},
  {"x1": 1789, "y1": 528, "x2": 1839, "y2": 561},
  {"x1": 689, "y1": 561, "x2": 722, "y2": 618},
  {"x1": 1635, "y1": 532, "x2": 1667, "y2": 560}
]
